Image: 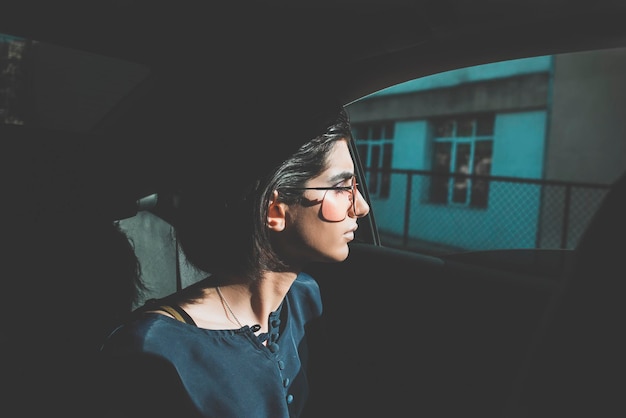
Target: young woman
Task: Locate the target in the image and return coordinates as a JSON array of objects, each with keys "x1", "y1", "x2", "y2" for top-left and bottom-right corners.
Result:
[{"x1": 98, "y1": 106, "x2": 370, "y2": 418}]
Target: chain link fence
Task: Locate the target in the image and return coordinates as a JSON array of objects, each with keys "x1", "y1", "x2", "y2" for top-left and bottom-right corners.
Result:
[{"x1": 369, "y1": 169, "x2": 610, "y2": 255}]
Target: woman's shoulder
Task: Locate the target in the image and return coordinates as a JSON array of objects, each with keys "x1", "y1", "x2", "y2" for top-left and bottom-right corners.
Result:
[
  {"x1": 291, "y1": 271, "x2": 321, "y2": 298},
  {"x1": 287, "y1": 271, "x2": 323, "y2": 318},
  {"x1": 102, "y1": 312, "x2": 181, "y2": 348},
  {"x1": 96, "y1": 315, "x2": 201, "y2": 417},
  {"x1": 293, "y1": 270, "x2": 319, "y2": 286}
]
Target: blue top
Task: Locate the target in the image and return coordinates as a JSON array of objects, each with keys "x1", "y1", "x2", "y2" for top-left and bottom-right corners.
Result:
[{"x1": 99, "y1": 272, "x2": 323, "y2": 418}]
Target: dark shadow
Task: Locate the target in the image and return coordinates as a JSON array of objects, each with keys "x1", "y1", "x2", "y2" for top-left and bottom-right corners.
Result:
[
  {"x1": 5, "y1": 126, "x2": 145, "y2": 417},
  {"x1": 505, "y1": 170, "x2": 626, "y2": 417}
]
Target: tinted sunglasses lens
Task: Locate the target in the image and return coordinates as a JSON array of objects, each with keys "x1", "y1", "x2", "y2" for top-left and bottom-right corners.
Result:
[
  {"x1": 320, "y1": 177, "x2": 356, "y2": 221},
  {"x1": 320, "y1": 190, "x2": 346, "y2": 221}
]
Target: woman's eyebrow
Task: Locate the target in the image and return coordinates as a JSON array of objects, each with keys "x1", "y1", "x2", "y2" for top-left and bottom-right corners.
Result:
[{"x1": 327, "y1": 171, "x2": 355, "y2": 183}]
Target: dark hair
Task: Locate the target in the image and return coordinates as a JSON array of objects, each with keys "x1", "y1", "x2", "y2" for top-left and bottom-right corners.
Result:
[{"x1": 174, "y1": 107, "x2": 352, "y2": 279}]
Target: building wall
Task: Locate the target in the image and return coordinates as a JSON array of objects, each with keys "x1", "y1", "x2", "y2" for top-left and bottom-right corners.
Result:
[
  {"x1": 534, "y1": 48, "x2": 626, "y2": 248},
  {"x1": 546, "y1": 48, "x2": 626, "y2": 184},
  {"x1": 349, "y1": 60, "x2": 552, "y2": 251},
  {"x1": 349, "y1": 48, "x2": 626, "y2": 252},
  {"x1": 367, "y1": 56, "x2": 552, "y2": 97},
  {"x1": 349, "y1": 72, "x2": 550, "y2": 123},
  {"x1": 493, "y1": 111, "x2": 547, "y2": 179}
]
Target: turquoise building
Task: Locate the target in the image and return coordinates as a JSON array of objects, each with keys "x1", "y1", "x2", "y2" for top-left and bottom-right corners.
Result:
[{"x1": 347, "y1": 50, "x2": 626, "y2": 253}]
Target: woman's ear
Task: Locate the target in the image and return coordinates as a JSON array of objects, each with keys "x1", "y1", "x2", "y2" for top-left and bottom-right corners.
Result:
[{"x1": 267, "y1": 190, "x2": 287, "y2": 231}]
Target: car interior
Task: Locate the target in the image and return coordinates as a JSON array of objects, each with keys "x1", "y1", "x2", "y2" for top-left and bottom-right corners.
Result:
[{"x1": 3, "y1": 1, "x2": 626, "y2": 417}]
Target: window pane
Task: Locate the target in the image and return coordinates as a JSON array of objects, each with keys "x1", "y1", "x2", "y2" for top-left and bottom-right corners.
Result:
[
  {"x1": 371, "y1": 124, "x2": 382, "y2": 140},
  {"x1": 430, "y1": 142, "x2": 452, "y2": 203},
  {"x1": 470, "y1": 140, "x2": 493, "y2": 208},
  {"x1": 0, "y1": 33, "x2": 150, "y2": 131},
  {"x1": 369, "y1": 145, "x2": 380, "y2": 194},
  {"x1": 435, "y1": 119, "x2": 455, "y2": 137},
  {"x1": 384, "y1": 122, "x2": 395, "y2": 139},
  {"x1": 452, "y1": 143, "x2": 471, "y2": 203},
  {"x1": 381, "y1": 143, "x2": 392, "y2": 198},
  {"x1": 457, "y1": 117, "x2": 474, "y2": 137},
  {"x1": 347, "y1": 48, "x2": 623, "y2": 255},
  {"x1": 476, "y1": 115, "x2": 494, "y2": 136}
]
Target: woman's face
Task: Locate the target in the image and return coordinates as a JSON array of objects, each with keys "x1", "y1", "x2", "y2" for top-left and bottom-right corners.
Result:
[{"x1": 277, "y1": 139, "x2": 370, "y2": 264}]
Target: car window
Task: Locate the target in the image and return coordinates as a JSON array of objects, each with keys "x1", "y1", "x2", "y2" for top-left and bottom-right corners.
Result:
[
  {"x1": 346, "y1": 46, "x2": 626, "y2": 260},
  {"x1": 0, "y1": 33, "x2": 149, "y2": 131},
  {"x1": 4, "y1": 31, "x2": 624, "y2": 289}
]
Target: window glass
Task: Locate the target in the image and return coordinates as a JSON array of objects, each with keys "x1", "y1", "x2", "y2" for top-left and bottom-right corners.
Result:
[
  {"x1": 428, "y1": 115, "x2": 495, "y2": 208},
  {"x1": 0, "y1": 33, "x2": 150, "y2": 132},
  {"x1": 0, "y1": 34, "x2": 27, "y2": 125},
  {"x1": 352, "y1": 121, "x2": 394, "y2": 199},
  {"x1": 347, "y1": 47, "x2": 626, "y2": 256}
]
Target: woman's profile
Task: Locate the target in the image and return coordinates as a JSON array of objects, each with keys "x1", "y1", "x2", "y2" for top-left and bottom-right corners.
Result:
[{"x1": 98, "y1": 105, "x2": 370, "y2": 418}]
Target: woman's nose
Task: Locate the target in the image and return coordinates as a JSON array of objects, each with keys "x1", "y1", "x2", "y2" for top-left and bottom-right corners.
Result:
[{"x1": 352, "y1": 189, "x2": 370, "y2": 218}]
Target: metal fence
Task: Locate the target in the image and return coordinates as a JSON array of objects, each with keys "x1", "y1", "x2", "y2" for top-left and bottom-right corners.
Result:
[{"x1": 367, "y1": 169, "x2": 611, "y2": 255}]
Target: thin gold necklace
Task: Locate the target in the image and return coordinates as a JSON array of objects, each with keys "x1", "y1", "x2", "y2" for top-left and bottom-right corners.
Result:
[{"x1": 216, "y1": 286, "x2": 243, "y2": 328}]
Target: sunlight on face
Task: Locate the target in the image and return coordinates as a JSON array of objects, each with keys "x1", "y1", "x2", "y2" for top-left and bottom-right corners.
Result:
[{"x1": 279, "y1": 140, "x2": 370, "y2": 265}]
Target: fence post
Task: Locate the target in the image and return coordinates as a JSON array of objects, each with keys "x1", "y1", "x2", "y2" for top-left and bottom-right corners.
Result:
[{"x1": 402, "y1": 173, "x2": 413, "y2": 248}]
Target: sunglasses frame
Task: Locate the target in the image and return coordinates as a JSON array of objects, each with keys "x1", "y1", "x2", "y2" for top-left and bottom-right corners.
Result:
[{"x1": 282, "y1": 175, "x2": 358, "y2": 221}]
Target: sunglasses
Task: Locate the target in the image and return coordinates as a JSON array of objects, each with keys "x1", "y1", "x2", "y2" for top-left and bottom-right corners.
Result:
[{"x1": 284, "y1": 175, "x2": 358, "y2": 222}]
